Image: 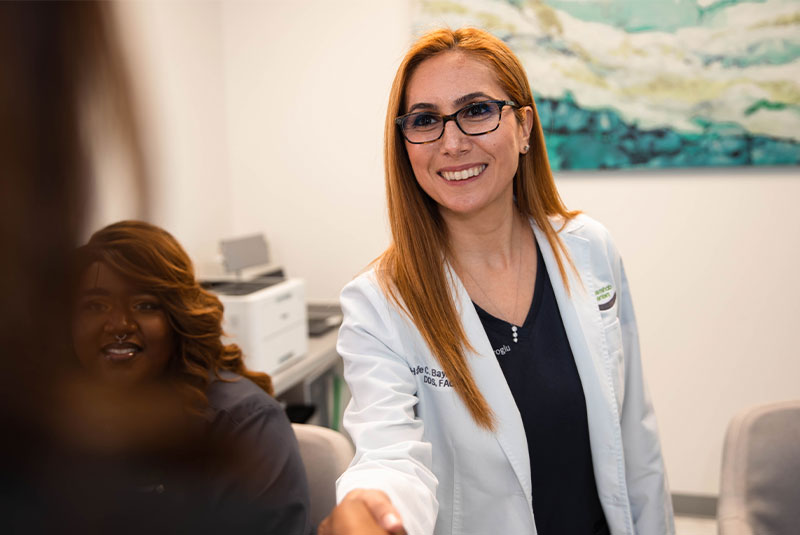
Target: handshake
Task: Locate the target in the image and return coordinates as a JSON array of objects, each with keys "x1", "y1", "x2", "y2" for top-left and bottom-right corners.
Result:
[{"x1": 319, "y1": 490, "x2": 406, "y2": 535}]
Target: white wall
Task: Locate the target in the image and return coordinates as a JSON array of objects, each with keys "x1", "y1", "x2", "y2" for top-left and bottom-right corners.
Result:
[
  {"x1": 113, "y1": 0, "x2": 800, "y2": 497},
  {"x1": 557, "y1": 168, "x2": 800, "y2": 494},
  {"x1": 110, "y1": 0, "x2": 234, "y2": 267},
  {"x1": 220, "y1": 0, "x2": 409, "y2": 297}
]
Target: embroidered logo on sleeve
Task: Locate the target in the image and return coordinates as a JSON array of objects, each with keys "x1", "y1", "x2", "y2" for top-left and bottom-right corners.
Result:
[{"x1": 595, "y1": 284, "x2": 616, "y2": 311}]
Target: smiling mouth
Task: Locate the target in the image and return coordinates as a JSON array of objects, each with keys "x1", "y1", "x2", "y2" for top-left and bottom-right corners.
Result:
[
  {"x1": 440, "y1": 164, "x2": 486, "y2": 181},
  {"x1": 102, "y1": 343, "x2": 142, "y2": 362}
]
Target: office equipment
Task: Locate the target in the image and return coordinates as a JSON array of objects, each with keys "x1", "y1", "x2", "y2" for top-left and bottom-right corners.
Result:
[
  {"x1": 209, "y1": 278, "x2": 308, "y2": 375},
  {"x1": 206, "y1": 232, "x2": 284, "y2": 281},
  {"x1": 307, "y1": 301, "x2": 343, "y2": 337},
  {"x1": 207, "y1": 232, "x2": 346, "y2": 429},
  {"x1": 220, "y1": 233, "x2": 270, "y2": 277}
]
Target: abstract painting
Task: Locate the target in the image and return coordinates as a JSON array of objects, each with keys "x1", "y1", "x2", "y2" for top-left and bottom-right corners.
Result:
[{"x1": 412, "y1": 0, "x2": 800, "y2": 170}]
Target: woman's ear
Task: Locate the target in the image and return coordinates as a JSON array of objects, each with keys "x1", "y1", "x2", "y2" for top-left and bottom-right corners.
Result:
[{"x1": 518, "y1": 106, "x2": 534, "y2": 153}]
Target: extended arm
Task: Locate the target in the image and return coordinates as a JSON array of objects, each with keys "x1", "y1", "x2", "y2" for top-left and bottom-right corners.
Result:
[{"x1": 335, "y1": 276, "x2": 439, "y2": 535}]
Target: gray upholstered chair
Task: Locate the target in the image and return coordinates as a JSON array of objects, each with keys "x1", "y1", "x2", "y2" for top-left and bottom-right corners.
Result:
[
  {"x1": 292, "y1": 423, "x2": 355, "y2": 531},
  {"x1": 718, "y1": 400, "x2": 800, "y2": 535}
]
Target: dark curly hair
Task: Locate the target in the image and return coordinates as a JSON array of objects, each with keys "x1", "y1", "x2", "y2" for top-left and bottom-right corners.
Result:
[{"x1": 75, "y1": 220, "x2": 274, "y2": 413}]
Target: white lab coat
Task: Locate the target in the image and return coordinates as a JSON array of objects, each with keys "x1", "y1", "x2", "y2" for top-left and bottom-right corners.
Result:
[{"x1": 335, "y1": 214, "x2": 675, "y2": 535}]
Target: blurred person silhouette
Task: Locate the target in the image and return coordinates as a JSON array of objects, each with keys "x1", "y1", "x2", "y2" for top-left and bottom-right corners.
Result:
[
  {"x1": 1, "y1": 2, "x2": 147, "y2": 529},
  {"x1": 0, "y1": 2, "x2": 313, "y2": 533}
]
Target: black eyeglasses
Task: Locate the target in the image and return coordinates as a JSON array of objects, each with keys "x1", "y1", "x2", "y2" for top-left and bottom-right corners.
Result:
[{"x1": 395, "y1": 99, "x2": 518, "y2": 144}]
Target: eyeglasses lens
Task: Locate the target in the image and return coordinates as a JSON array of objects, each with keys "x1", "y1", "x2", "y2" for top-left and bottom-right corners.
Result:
[{"x1": 402, "y1": 101, "x2": 502, "y2": 143}]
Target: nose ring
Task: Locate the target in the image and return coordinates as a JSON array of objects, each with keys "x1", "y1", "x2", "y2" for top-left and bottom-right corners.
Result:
[{"x1": 115, "y1": 334, "x2": 127, "y2": 342}]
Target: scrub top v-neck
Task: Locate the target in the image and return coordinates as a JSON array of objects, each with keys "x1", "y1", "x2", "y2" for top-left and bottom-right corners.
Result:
[{"x1": 473, "y1": 242, "x2": 609, "y2": 535}]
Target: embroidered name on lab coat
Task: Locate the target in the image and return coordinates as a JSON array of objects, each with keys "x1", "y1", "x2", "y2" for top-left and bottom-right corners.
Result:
[
  {"x1": 409, "y1": 365, "x2": 453, "y2": 388},
  {"x1": 595, "y1": 284, "x2": 616, "y2": 311}
]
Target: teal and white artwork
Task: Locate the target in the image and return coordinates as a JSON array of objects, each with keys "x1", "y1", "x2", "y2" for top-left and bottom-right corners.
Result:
[{"x1": 412, "y1": 0, "x2": 800, "y2": 170}]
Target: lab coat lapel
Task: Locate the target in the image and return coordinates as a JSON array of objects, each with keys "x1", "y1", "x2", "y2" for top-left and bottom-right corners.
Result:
[
  {"x1": 445, "y1": 265, "x2": 533, "y2": 505},
  {"x1": 532, "y1": 220, "x2": 605, "y2": 397},
  {"x1": 531, "y1": 220, "x2": 620, "y2": 498}
]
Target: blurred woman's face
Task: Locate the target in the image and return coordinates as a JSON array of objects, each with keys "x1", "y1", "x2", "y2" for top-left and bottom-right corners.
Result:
[{"x1": 72, "y1": 262, "x2": 173, "y2": 385}]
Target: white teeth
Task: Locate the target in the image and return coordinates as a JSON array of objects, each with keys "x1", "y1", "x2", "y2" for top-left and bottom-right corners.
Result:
[
  {"x1": 107, "y1": 347, "x2": 137, "y2": 355},
  {"x1": 441, "y1": 164, "x2": 486, "y2": 181}
]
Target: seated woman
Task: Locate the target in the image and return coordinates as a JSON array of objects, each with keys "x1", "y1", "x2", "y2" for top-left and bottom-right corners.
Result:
[{"x1": 72, "y1": 220, "x2": 311, "y2": 534}]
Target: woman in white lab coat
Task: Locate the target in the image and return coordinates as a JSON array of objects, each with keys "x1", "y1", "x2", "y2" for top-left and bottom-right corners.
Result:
[{"x1": 329, "y1": 28, "x2": 674, "y2": 535}]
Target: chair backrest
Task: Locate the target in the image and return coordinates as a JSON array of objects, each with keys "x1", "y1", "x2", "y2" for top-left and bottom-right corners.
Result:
[
  {"x1": 292, "y1": 423, "x2": 354, "y2": 531},
  {"x1": 718, "y1": 400, "x2": 800, "y2": 535}
]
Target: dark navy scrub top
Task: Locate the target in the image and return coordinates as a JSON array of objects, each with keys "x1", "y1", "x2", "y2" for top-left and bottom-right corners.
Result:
[{"x1": 473, "y1": 242, "x2": 609, "y2": 535}]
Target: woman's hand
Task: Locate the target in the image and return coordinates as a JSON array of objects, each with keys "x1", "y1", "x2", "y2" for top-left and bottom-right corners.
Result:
[{"x1": 319, "y1": 489, "x2": 406, "y2": 535}]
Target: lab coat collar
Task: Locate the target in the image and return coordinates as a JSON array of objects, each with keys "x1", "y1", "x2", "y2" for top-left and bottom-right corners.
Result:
[{"x1": 549, "y1": 213, "x2": 586, "y2": 235}]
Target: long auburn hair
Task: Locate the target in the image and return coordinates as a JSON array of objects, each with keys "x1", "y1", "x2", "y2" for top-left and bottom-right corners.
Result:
[
  {"x1": 379, "y1": 27, "x2": 579, "y2": 430},
  {"x1": 77, "y1": 220, "x2": 274, "y2": 414}
]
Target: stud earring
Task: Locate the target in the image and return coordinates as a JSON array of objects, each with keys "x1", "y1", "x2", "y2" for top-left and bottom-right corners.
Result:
[{"x1": 522, "y1": 144, "x2": 530, "y2": 154}]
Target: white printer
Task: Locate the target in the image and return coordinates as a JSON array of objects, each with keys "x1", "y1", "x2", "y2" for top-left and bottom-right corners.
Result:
[
  {"x1": 202, "y1": 233, "x2": 308, "y2": 375},
  {"x1": 211, "y1": 278, "x2": 308, "y2": 375}
]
